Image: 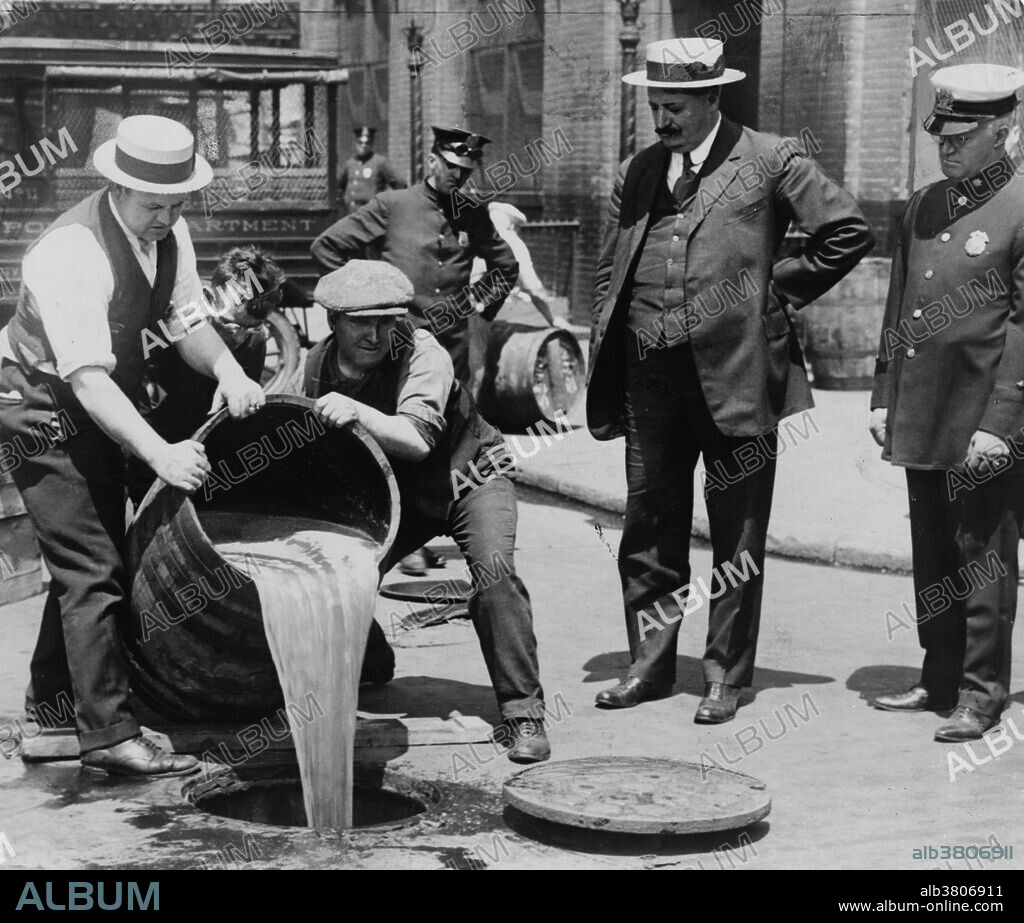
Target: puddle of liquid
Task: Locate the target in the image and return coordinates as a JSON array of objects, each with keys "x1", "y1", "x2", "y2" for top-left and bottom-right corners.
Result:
[{"x1": 199, "y1": 512, "x2": 380, "y2": 829}]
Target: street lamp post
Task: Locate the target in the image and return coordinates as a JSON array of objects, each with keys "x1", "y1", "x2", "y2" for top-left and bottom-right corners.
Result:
[
  {"x1": 404, "y1": 19, "x2": 425, "y2": 185},
  {"x1": 618, "y1": 0, "x2": 642, "y2": 162}
]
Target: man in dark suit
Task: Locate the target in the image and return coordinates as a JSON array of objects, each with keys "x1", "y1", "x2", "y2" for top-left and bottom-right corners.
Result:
[
  {"x1": 588, "y1": 37, "x2": 874, "y2": 722},
  {"x1": 869, "y1": 63, "x2": 1024, "y2": 742}
]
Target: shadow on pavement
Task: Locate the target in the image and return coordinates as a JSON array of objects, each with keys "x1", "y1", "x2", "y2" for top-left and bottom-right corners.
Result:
[
  {"x1": 503, "y1": 806, "x2": 770, "y2": 861},
  {"x1": 357, "y1": 675, "x2": 498, "y2": 723},
  {"x1": 846, "y1": 664, "x2": 921, "y2": 704},
  {"x1": 582, "y1": 651, "x2": 833, "y2": 701}
]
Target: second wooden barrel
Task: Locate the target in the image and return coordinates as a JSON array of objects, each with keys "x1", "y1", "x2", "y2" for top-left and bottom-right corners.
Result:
[
  {"x1": 124, "y1": 395, "x2": 399, "y2": 723},
  {"x1": 474, "y1": 320, "x2": 586, "y2": 432},
  {"x1": 799, "y1": 258, "x2": 888, "y2": 390}
]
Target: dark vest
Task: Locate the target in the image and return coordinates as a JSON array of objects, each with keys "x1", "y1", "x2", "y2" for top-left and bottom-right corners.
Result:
[
  {"x1": 6, "y1": 189, "x2": 178, "y2": 409},
  {"x1": 304, "y1": 335, "x2": 511, "y2": 519},
  {"x1": 627, "y1": 163, "x2": 701, "y2": 351}
]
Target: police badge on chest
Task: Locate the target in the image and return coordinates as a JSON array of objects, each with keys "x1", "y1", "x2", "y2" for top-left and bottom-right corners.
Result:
[{"x1": 965, "y1": 230, "x2": 989, "y2": 257}]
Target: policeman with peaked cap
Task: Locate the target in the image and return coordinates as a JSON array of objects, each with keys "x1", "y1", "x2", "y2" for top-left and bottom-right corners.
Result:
[
  {"x1": 304, "y1": 261, "x2": 549, "y2": 763},
  {"x1": 312, "y1": 125, "x2": 519, "y2": 386},
  {"x1": 338, "y1": 126, "x2": 405, "y2": 215},
  {"x1": 870, "y1": 63, "x2": 1024, "y2": 741},
  {"x1": 0, "y1": 115, "x2": 264, "y2": 777}
]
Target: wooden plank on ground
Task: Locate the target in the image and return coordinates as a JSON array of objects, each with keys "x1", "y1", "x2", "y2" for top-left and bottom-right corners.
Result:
[{"x1": 19, "y1": 713, "x2": 492, "y2": 761}]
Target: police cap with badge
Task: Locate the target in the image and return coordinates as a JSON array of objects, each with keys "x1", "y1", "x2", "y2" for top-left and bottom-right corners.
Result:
[
  {"x1": 431, "y1": 126, "x2": 491, "y2": 169},
  {"x1": 923, "y1": 63, "x2": 1024, "y2": 136}
]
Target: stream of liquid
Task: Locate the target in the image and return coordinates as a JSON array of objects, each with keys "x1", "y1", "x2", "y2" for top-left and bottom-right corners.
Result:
[{"x1": 198, "y1": 511, "x2": 380, "y2": 829}]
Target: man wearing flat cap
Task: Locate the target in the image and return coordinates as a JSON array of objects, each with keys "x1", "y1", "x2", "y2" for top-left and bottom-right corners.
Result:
[
  {"x1": 588, "y1": 37, "x2": 874, "y2": 722},
  {"x1": 304, "y1": 260, "x2": 549, "y2": 763},
  {"x1": 311, "y1": 125, "x2": 519, "y2": 387},
  {"x1": 0, "y1": 115, "x2": 265, "y2": 777},
  {"x1": 338, "y1": 126, "x2": 405, "y2": 216},
  {"x1": 870, "y1": 63, "x2": 1024, "y2": 741}
]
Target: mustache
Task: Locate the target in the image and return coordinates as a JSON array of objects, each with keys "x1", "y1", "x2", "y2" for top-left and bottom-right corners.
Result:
[{"x1": 655, "y1": 127, "x2": 680, "y2": 136}]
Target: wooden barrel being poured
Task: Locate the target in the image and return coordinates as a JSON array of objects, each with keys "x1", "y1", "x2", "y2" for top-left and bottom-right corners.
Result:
[
  {"x1": 124, "y1": 395, "x2": 399, "y2": 724},
  {"x1": 125, "y1": 396, "x2": 399, "y2": 828}
]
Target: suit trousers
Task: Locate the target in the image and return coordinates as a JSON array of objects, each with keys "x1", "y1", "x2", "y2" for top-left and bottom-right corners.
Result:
[
  {"x1": 0, "y1": 364, "x2": 140, "y2": 752},
  {"x1": 905, "y1": 467, "x2": 1021, "y2": 716},
  {"x1": 366, "y1": 476, "x2": 544, "y2": 720},
  {"x1": 619, "y1": 341, "x2": 776, "y2": 688}
]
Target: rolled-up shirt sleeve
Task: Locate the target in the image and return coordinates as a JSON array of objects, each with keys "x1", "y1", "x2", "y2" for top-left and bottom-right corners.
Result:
[
  {"x1": 395, "y1": 330, "x2": 454, "y2": 450},
  {"x1": 22, "y1": 225, "x2": 116, "y2": 379}
]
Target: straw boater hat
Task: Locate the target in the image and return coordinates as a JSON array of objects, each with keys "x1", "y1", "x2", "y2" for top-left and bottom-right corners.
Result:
[
  {"x1": 93, "y1": 115, "x2": 213, "y2": 194},
  {"x1": 623, "y1": 37, "x2": 745, "y2": 89},
  {"x1": 923, "y1": 63, "x2": 1024, "y2": 136}
]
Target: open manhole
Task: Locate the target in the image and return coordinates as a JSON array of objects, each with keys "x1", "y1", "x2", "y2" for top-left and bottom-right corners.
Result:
[{"x1": 186, "y1": 768, "x2": 442, "y2": 832}]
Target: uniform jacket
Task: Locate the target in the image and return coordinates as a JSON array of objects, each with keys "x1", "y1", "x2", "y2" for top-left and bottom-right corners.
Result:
[
  {"x1": 311, "y1": 181, "x2": 519, "y2": 329},
  {"x1": 587, "y1": 117, "x2": 875, "y2": 440},
  {"x1": 339, "y1": 152, "x2": 405, "y2": 213},
  {"x1": 871, "y1": 158, "x2": 1024, "y2": 469}
]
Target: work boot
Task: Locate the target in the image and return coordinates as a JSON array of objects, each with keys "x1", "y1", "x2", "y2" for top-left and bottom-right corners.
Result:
[
  {"x1": 81, "y1": 735, "x2": 199, "y2": 778},
  {"x1": 500, "y1": 718, "x2": 551, "y2": 764}
]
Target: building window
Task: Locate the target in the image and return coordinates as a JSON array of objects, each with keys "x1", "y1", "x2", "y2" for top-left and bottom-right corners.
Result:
[{"x1": 467, "y1": 40, "x2": 543, "y2": 194}]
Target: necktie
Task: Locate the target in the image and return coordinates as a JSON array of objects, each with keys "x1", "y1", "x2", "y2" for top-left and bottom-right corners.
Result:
[{"x1": 672, "y1": 152, "x2": 696, "y2": 204}]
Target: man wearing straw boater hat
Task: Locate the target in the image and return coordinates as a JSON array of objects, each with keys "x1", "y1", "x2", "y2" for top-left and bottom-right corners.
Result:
[
  {"x1": 0, "y1": 115, "x2": 265, "y2": 777},
  {"x1": 587, "y1": 38, "x2": 874, "y2": 721},
  {"x1": 869, "y1": 63, "x2": 1024, "y2": 741}
]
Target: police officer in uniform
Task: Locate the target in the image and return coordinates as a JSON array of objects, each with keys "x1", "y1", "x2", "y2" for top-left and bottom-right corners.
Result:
[
  {"x1": 870, "y1": 64, "x2": 1024, "y2": 742},
  {"x1": 0, "y1": 116, "x2": 265, "y2": 776},
  {"x1": 338, "y1": 126, "x2": 405, "y2": 215},
  {"x1": 304, "y1": 261, "x2": 549, "y2": 763},
  {"x1": 312, "y1": 126, "x2": 519, "y2": 387}
]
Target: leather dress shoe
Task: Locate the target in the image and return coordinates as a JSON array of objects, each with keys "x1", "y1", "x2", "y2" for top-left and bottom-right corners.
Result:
[
  {"x1": 399, "y1": 550, "x2": 428, "y2": 576},
  {"x1": 422, "y1": 546, "x2": 446, "y2": 569},
  {"x1": 694, "y1": 682, "x2": 742, "y2": 724},
  {"x1": 594, "y1": 677, "x2": 671, "y2": 709},
  {"x1": 81, "y1": 735, "x2": 199, "y2": 778},
  {"x1": 502, "y1": 718, "x2": 551, "y2": 764},
  {"x1": 871, "y1": 685, "x2": 955, "y2": 713},
  {"x1": 934, "y1": 705, "x2": 998, "y2": 742}
]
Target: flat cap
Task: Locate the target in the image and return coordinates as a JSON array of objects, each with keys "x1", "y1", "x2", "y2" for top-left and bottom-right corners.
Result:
[
  {"x1": 314, "y1": 260, "x2": 412, "y2": 317},
  {"x1": 431, "y1": 125, "x2": 490, "y2": 169},
  {"x1": 924, "y1": 63, "x2": 1024, "y2": 136}
]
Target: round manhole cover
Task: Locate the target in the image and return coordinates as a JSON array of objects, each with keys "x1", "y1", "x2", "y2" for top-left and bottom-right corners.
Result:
[
  {"x1": 379, "y1": 578, "x2": 472, "y2": 604},
  {"x1": 502, "y1": 757, "x2": 770, "y2": 834}
]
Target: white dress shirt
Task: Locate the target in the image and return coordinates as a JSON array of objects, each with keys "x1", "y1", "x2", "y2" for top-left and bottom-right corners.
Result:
[
  {"x1": 1, "y1": 192, "x2": 205, "y2": 380},
  {"x1": 666, "y1": 115, "x2": 723, "y2": 191}
]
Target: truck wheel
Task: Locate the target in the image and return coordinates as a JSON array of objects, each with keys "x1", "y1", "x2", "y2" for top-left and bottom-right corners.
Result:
[{"x1": 262, "y1": 309, "x2": 302, "y2": 394}]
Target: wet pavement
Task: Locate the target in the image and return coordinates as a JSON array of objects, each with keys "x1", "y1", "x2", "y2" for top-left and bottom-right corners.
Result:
[{"x1": 1, "y1": 487, "x2": 1022, "y2": 871}]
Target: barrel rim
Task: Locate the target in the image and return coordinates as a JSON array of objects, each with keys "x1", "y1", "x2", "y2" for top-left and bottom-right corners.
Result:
[{"x1": 132, "y1": 393, "x2": 401, "y2": 564}]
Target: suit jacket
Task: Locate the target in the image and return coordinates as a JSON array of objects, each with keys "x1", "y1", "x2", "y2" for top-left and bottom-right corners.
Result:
[
  {"x1": 871, "y1": 159, "x2": 1024, "y2": 469},
  {"x1": 587, "y1": 118, "x2": 875, "y2": 440}
]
